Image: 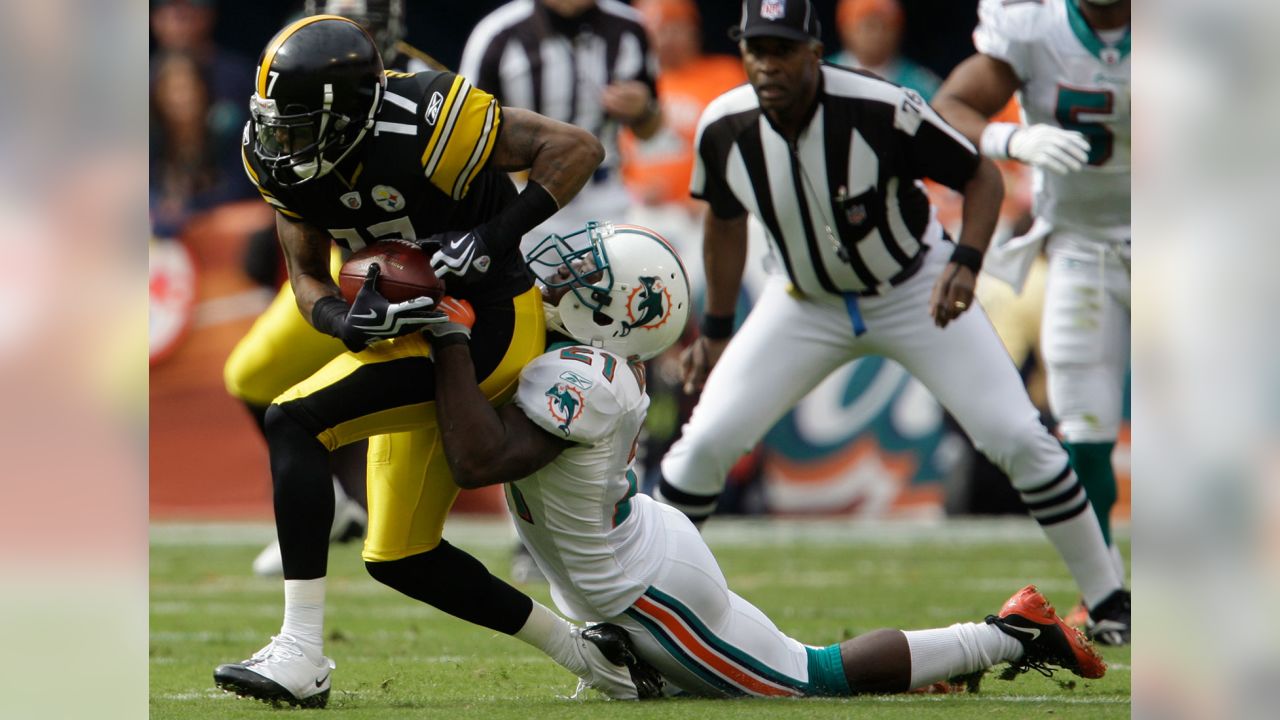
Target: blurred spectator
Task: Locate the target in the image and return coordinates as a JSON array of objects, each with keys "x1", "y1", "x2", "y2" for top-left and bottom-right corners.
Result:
[
  {"x1": 617, "y1": 0, "x2": 748, "y2": 499},
  {"x1": 828, "y1": 0, "x2": 940, "y2": 100},
  {"x1": 460, "y1": 0, "x2": 661, "y2": 250},
  {"x1": 149, "y1": 51, "x2": 253, "y2": 238},
  {"x1": 621, "y1": 0, "x2": 744, "y2": 211},
  {"x1": 149, "y1": 0, "x2": 255, "y2": 237},
  {"x1": 150, "y1": 0, "x2": 253, "y2": 129}
]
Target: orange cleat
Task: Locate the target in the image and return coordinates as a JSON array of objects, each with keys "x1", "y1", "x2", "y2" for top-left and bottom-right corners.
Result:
[
  {"x1": 986, "y1": 585, "x2": 1106, "y2": 680},
  {"x1": 1063, "y1": 598, "x2": 1090, "y2": 630}
]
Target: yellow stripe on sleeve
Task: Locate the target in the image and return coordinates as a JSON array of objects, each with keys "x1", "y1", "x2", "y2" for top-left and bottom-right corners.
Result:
[
  {"x1": 453, "y1": 101, "x2": 503, "y2": 200},
  {"x1": 420, "y1": 75, "x2": 465, "y2": 172},
  {"x1": 429, "y1": 85, "x2": 502, "y2": 200}
]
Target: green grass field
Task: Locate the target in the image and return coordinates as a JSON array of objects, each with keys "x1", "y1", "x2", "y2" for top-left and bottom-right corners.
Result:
[{"x1": 150, "y1": 517, "x2": 1130, "y2": 719}]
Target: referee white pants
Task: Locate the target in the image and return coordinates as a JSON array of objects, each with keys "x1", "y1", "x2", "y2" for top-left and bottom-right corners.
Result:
[
  {"x1": 610, "y1": 501, "x2": 849, "y2": 697},
  {"x1": 659, "y1": 244, "x2": 1125, "y2": 604},
  {"x1": 662, "y1": 245, "x2": 1068, "y2": 501}
]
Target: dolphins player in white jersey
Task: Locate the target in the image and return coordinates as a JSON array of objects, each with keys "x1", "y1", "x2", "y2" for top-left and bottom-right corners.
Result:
[
  {"x1": 932, "y1": 0, "x2": 1131, "y2": 645},
  {"x1": 422, "y1": 221, "x2": 1105, "y2": 698}
]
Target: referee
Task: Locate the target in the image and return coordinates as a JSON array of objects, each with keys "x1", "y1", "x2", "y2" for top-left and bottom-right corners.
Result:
[
  {"x1": 460, "y1": 0, "x2": 661, "y2": 246},
  {"x1": 656, "y1": 1, "x2": 1127, "y2": 620}
]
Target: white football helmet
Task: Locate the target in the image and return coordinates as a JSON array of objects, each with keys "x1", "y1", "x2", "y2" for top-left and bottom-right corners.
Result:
[{"x1": 526, "y1": 222, "x2": 690, "y2": 361}]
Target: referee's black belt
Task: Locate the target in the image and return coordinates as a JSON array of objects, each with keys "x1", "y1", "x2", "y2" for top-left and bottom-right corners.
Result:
[{"x1": 851, "y1": 245, "x2": 928, "y2": 298}]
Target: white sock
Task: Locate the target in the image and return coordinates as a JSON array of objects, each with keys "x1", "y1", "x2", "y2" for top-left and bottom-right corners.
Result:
[
  {"x1": 1016, "y1": 470, "x2": 1124, "y2": 607},
  {"x1": 903, "y1": 623, "x2": 1023, "y2": 690},
  {"x1": 512, "y1": 600, "x2": 586, "y2": 677},
  {"x1": 1109, "y1": 543, "x2": 1126, "y2": 583},
  {"x1": 281, "y1": 578, "x2": 326, "y2": 657}
]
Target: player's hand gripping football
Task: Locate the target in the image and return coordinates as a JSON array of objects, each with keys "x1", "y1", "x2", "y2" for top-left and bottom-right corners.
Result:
[
  {"x1": 423, "y1": 296, "x2": 477, "y2": 343},
  {"x1": 431, "y1": 230, "x2": 493, "y2": 282},
  {"x1": 1007, "y1": 124, "x2": 1091, "y2": 175},
  {"x1": 341, "y1": 263, "x2": 446, "y2": 351},
  {"x1": 929, "y1": 262, "x2": 976, "y2": 329},
  {"x1": 680, "y1": 336, "x2": 730, "y2": 395}
]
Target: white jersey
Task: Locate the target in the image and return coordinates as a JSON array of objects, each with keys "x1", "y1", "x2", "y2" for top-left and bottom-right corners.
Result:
[
  {"x1": 975, "y1": 0, "x2": 1130, "y2": 240},
  {"x1": 509, "y1": 345, "x2": 665, "y2": 620}
]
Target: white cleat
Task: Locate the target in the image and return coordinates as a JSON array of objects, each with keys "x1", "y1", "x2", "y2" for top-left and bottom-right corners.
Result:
[
  {"x1": 571, "y1": 624, "x2": 664, "y2": 700},
  {"x1": 253, "y1": 477, "x2": 368, "y2": 577},
  {"x1": 214, "y1": 634, "x2": 335, "y2": 708}
]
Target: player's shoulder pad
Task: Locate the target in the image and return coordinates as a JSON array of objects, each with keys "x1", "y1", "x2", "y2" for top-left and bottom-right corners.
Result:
[
  {"x1": 977, "y1": 0, "x2": 1056, "y2": 44},
  {"x1": 515, "y1": 347, "x2": 639, "y2": 444},
  {"x1": 386, "y1": 68, "x2": 450, "y2": 105}
]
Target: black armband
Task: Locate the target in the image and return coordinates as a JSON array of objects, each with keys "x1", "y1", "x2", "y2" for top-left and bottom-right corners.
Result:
[
  {"x1": 700, "y1": 313, "x2": 735, "y2": 340},
  {"x1": 310, "y1": 295, "x2": 349, "y2": 338},
  {"x1": 949, "y1": 244, "x2": 984, "y2": 274},
  {"x1": 478, "y1": 180, "x2": 560, "y2": 257}
]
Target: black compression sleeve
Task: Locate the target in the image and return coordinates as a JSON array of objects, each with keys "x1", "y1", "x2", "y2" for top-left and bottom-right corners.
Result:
[
  {"x1": 478, "y1": 180, "x2": 560, "y2": 257},
  {"x1": 310, "y1": 296, "x2": 348, "y2": 338}
]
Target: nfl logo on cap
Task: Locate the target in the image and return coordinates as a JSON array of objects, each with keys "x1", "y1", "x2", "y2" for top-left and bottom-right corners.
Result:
[{"x1": 761, "y1": 0, "x2": 785, "y2": 20}]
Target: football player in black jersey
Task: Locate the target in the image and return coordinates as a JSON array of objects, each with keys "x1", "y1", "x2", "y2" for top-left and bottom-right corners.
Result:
[
  {"x1": 226, "y1": 1, "x2": 449, "y2": 580},
  {"x1": 214, "y1": 16, "x2": 656, "y2": 707}
]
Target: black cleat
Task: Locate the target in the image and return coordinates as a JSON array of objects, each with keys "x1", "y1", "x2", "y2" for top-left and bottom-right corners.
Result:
[
  {"x1": 576, "y1": 623, "x2": 664, "y2": 700},
  {"x1": 1086, "y1": 588, "x2": 1131, "y2": 646}
]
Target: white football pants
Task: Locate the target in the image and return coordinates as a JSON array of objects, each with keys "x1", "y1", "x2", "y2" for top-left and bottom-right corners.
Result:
[
  {"x1": 1041, "y1": 233, "x2": 1131, "y2": 443},
  {"x1": 609, "y1": 501, "x2": 845, "y2": 697}
]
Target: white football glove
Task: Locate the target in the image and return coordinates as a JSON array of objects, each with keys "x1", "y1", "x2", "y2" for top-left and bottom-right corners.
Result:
[{"x1": 980, "y1": 122, "x2": 1091, "y2": 175}]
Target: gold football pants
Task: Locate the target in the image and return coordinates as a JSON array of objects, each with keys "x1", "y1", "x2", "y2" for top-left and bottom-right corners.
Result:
[{"x1": 271, "y1": 286, "x2": 544, "y2": 562}]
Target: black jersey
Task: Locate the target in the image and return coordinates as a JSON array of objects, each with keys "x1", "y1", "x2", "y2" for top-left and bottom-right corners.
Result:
[{"x1": 242, "y1": 69, "x2": 531, "y2": 303}]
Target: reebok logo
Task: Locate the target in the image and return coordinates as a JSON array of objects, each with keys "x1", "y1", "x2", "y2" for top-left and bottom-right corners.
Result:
[{"x1": 425, "y1": 92, "x2": 444, "y2": 125}]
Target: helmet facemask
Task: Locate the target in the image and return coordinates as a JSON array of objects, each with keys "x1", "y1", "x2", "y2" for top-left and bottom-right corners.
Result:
[
  {"x1": 526, "y1": 222, "x2": 690, "y2": 362},
  {"x1": 250, "y1": 81, "x2": 380, "y2": 186}
]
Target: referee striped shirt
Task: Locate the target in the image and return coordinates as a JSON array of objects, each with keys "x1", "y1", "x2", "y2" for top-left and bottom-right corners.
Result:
[
  {"x1": 459, "y1": 0, "x2": 657, "y2": 172},
  {"x1": 692, "y1": 64, "x2": 980, "y2": 296}
]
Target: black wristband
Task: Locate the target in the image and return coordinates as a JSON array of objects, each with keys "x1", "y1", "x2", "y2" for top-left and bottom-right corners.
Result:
[
  {"x1": 700, "y1": 314, "x2": 735, "y2": 340},
  {"x1": 949, "y1": 244, "x2": 984, "y2": 274},
  {"x1": 478, "y1": 180, "x2": 560, "y2": 258},
  {"x1": 311, "y1": 296, "x2": 349, "y2": 338}
]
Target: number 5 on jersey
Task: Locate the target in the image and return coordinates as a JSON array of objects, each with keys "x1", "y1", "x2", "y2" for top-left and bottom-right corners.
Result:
[{"x1": 1055, "y1": 85, "x2": 1114, "y2": 166}]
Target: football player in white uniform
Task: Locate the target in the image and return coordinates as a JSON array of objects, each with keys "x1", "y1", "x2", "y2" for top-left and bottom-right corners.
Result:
[
  {"x1": 932, "y1": 0, "x2": 1131, "y2": 645},
  {"x1": 423, "y1": 222, "x2": 1106, "y2": 698}
]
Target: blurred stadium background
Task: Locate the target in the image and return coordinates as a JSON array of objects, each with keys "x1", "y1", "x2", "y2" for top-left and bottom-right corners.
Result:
[
  {"x1": 146, "y1": 1, "x2": 1135, "y2": 714},
  {"x1": 98, "y1": 0, "x2": 1280, "y2": 718},
  {"x1": 148, "y1": 0, "x2": 1130, "y2": 528}
]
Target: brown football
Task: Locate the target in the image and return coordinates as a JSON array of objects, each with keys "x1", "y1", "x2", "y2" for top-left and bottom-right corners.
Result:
[{"x1": 338, "y1": 239, "x2": 443, "y2": 304}]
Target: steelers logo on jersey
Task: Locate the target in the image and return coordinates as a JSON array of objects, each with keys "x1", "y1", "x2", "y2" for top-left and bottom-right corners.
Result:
[
  {"x1": 372, "y1": 185, "x2": 406, "y2": 212},
  {"x1": 616, "y1": 276, "x2": 671, "y2": 338},
  {"x1": 545, "y1": 382, "x2": 585, "y2": 436}
]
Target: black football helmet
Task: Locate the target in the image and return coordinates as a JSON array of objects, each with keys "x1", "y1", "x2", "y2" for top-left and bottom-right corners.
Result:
[
  {"x1": 304, "y1": 0, "x2": 405, "y2": 62},
  {"x1": 250, "y1": 16, "x2": 385, "y2": 186}
]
